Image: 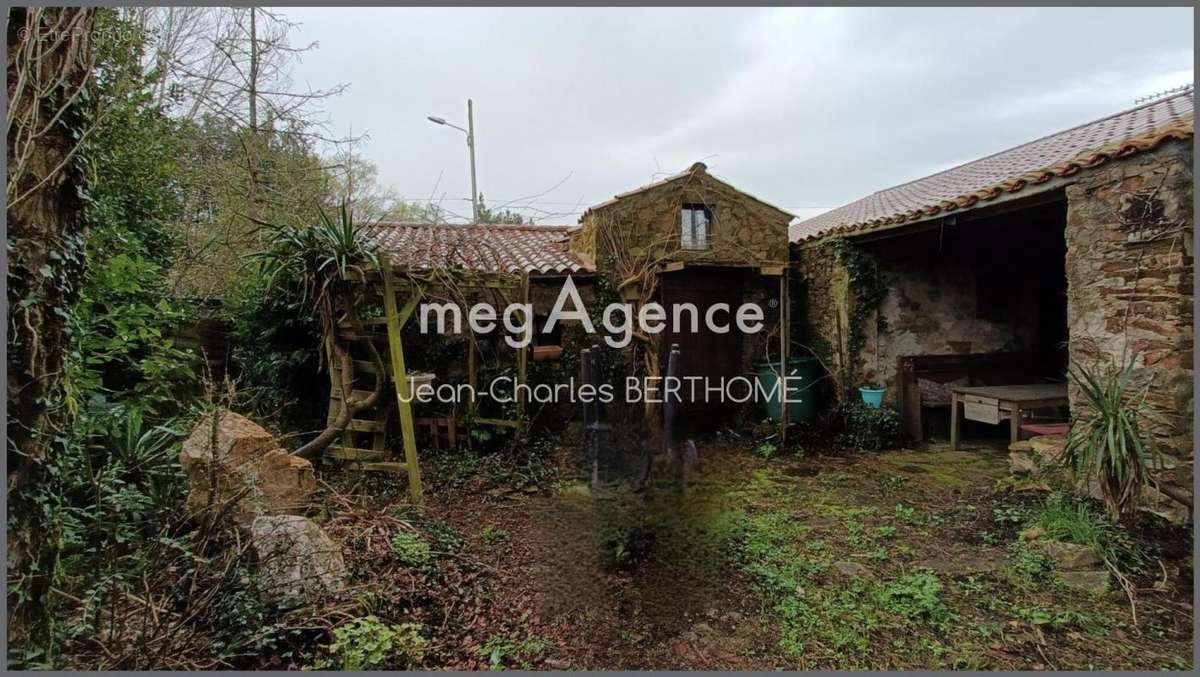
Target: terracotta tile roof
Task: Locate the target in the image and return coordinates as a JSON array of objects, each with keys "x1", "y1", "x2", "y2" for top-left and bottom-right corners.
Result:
[
  {"x1": 364, "y1": 222, "x2": 592, "y2": 275},
  {"x1": 790, "y1": 88, "x2": 1195, "y2": 243}
]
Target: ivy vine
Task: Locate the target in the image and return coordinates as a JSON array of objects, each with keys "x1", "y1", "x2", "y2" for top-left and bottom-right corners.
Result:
[{"x1": 830, "y1": 238, "x2": 889, "y2": 388}]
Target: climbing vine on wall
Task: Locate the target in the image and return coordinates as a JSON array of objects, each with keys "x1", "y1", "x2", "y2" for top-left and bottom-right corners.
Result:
[{"x1": 831, "y1": 238, "x2": 888, "y2": 388}]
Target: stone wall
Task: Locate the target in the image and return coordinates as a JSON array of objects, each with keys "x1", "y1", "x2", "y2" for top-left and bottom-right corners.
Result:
[
  {"x1": 865, "y1": 257, "x2": 1041, "y2": 404},
  {"x1": 1065, "y1": 139, "x2": 1194, "y2": 468},
  {"x1": 572, "y1": 163, "x2": 791, "y2": 270},
  {"x1": 794, "y1": 241, "x2": 851, "y2": 396}
]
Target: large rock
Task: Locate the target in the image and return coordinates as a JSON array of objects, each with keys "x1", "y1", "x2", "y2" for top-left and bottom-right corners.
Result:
[
  {"x1": 1040, "y1": 540, "x2": 1101, "y2": 570},
  {"x1": 1139, "y1": 483, "x2": 1191, "y2": 525},
  {"x1": 251, "y1": 515, "x2": 346, "y2": 609},
  {"x1": 179, "y1": 411, "x2": 315, "y2": 527},
  {"x1": 1028, "y1": 434, "x2": 1068, "y2": 465},
  {"x1": 1008, "y1": 450, "x2": 1039, "y2": 475},
  {"x1": 1059, "y1": 569, "x2": 1110, "y2": 595}
]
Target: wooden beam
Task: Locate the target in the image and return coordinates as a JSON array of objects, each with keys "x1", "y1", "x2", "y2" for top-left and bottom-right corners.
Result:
[
  {"x1": 515, "y1": 273, "x2": 530, "y2": 421},
  {"x1": 473, "y1": 417, "x2": 522, "y2": 428},
  {"x1": 779, "y1": 269, "x2": 790, "y2": 445},
  {"x1": 359, "y1": 462, "x2": 410, "y2": 474},
  {"x1": 759, "y1": 264, "x2": 785, "y2": 276},
  {"x1": 380, "y1": 253, "x2": 424, "y2": 504},
  {"x1": 327, "y1": 447, "x2": 388, "y2": 463}
]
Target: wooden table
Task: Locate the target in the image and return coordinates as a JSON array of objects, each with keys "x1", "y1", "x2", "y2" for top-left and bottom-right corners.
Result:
[{"x1": 949, "y1": 384, "x2": 1068, "y2": 449}]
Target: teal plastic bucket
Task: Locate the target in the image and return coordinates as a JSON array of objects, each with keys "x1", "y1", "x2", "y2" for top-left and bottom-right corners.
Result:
[
  {"x1": 859, "y1": 386, "x2": 886, "y2": 408},
  {"x1": 754, "y1": 356, "x2": 821, "y2": 423}
]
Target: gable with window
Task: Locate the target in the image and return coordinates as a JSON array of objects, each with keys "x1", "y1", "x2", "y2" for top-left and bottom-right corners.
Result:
[{"x1": 680, "y1": 204, "x2": 712, "y2": 250}]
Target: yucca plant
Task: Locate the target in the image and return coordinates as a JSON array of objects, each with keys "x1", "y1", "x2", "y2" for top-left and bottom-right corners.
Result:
[
  {"x1": 1062, "y1": 360, "x2": 1158, "y2": 521},
  {"x1": 249, "y1": 204, "x2": 385, "y2": 458}
]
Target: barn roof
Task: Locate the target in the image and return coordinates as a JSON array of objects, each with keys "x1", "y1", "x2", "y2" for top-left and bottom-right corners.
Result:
[
  {"x1": 364, "y1": 222, "x2": 592, "y2": 276},
  {"x1": 790, "y1": 88, "x2": 1195, "y2": 243}
]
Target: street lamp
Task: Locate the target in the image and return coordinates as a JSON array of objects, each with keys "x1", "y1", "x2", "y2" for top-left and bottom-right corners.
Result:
[{"x1": 426, "y1": 99, "x2": 479, "y2": 223}]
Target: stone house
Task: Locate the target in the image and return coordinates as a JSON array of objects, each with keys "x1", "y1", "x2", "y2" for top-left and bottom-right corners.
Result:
[
  {"x1": 573, "y1": 162, "x2": 794, "y2": 429},
  {"x1": 354, "y1": 163, "x2": 794, "y2": 437},
  {"x1": 789, "y1": 89, "x2": 1194, "y2": 489}
]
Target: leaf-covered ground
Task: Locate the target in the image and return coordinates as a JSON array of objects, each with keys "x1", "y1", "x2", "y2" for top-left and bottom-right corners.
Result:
[{"x1": 398, "y1": 439, "x2": 1193, "y2": 670}]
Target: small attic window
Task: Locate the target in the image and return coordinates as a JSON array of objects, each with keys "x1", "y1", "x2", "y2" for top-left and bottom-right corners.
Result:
[{"x1": 681, "y1": 204, "x2": 711, "y2": 250}]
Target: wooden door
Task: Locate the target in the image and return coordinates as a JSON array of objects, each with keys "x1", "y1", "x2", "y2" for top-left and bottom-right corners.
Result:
[{"x1": 658, "y1": 268, "x2": 746, "y2": 421}]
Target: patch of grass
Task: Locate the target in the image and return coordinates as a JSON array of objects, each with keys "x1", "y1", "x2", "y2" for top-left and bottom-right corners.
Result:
[
  {"x1": 1033, "y1": 493, "x2": 1143, "y2": 570},
  {"x1": 390, "y1": 531, "x2": 432, "y2": 567}
]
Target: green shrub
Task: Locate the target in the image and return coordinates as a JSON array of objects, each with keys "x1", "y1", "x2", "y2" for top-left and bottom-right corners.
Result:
[
  {"x1": 840, "y1": 402, "x2": 904, "y2": 451},
  {"x1": 755, "y1": 442, "x2": 778, "y2": 459},
  {"x1": 390, "y1": 531, "x2": 432, "y2": 567},
  {"x1": 322, "y1": 616, "x2": 427, "y2": 670}
]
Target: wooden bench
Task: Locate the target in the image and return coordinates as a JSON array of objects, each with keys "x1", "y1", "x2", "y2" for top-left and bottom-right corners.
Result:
[{"x1": 896, "y1": 352, "x2": 1038, "y2": 441}]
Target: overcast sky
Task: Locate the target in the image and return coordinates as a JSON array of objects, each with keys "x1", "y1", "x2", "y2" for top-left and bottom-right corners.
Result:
[{"x1": 283, "y1": 6, "x2": 1193, "y2": 224}]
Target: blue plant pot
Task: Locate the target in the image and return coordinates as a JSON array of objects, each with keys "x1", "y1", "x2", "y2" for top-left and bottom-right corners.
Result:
[{"x1": 859, "y1": 386, "x2": 886, "y2": 408}]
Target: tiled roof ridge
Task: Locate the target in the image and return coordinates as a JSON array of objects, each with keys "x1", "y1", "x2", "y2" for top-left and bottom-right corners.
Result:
[
  {"x1": 370, "y1": 221, "x2": 575, "y2": 231},
  {"x1": 880, "y1": 88, "x2": 1194, "y2": 194},
  {"x1": 791, "y1": 89, "x2": 1194, "y2": 243}
]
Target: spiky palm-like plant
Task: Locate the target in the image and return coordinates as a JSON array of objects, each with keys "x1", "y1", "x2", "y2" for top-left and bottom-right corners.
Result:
[
  {"x1": 1062, "y1": 360, "x2": 1158, "y2": 521},
  {"x1": 251, "y1": 204, "x2": 385, "y2": 458}
]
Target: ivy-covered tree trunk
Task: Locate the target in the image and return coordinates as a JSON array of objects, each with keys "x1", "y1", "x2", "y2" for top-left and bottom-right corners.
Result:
[
  {"x1": 6, "y1": 8, "x2": 96, "y2": 628},
  {"x1": 6, "y1": 7, "x2": 95, "y2": 488}
]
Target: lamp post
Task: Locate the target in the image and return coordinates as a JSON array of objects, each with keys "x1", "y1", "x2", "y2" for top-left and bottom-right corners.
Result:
[{"x1": 427, "y1": 98, "x2": 479, "y2": 223}]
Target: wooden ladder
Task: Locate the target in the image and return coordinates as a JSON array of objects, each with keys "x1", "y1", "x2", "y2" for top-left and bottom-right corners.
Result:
[
  {"x1": 322, "y1": 255, "x2": 424, "y2": 502},
  {"x1": 325, "y1": 343, "x2": 406, "y2": 473}
]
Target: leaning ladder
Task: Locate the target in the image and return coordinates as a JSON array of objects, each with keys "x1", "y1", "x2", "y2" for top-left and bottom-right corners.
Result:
[{"x1": 322, "y1": 254, "x2": 424, "y2": 503}]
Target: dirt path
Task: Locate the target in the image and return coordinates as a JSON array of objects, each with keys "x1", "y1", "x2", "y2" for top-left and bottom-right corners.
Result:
[{"x1": 430, "y1": 455, "x2": 773, "y2": 669}]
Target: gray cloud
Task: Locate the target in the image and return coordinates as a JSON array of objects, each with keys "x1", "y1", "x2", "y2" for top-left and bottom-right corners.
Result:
[{"x1": 285, "y1": 6, "x2": 1193, "y2": 224}]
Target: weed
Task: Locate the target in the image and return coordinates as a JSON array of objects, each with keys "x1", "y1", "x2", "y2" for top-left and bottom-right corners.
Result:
[
  {"x1": 390, "y1": 531, "x2": 432, "y2": 568},
  {"x1": 479, "y1": 526, "x2": 511, "y2": 544},
  {"x1": 1016, "y1": 606, "x2": 1117, "y2": 635},
  {"x1": 992, "y1": 505, "x2": 1029, "y2": 526},
  {"x1": 894, "y1": 503, "x2": 918, "y2": 524},
  {"x1": 875, "y1": 571, "x2": 955, "y2": 631},
  {"x1": 320, "y1": 616, "x2": 427, "y2": 670},
  {"x1": 868, "y1": 546, "x2": 891, "y2": 563},
  {"x1": 1008, "y1": 543, "x2": 1054, "y2": 586},
  {"x1": 478, "y1": 634, "x2": 547, "y2": 670},
  {"x1": 874, "y1": 525, "x2": 897, "y2": 539},
  {"x1": 755, "y1": 442, "x2": 779, "y2": 459}
]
